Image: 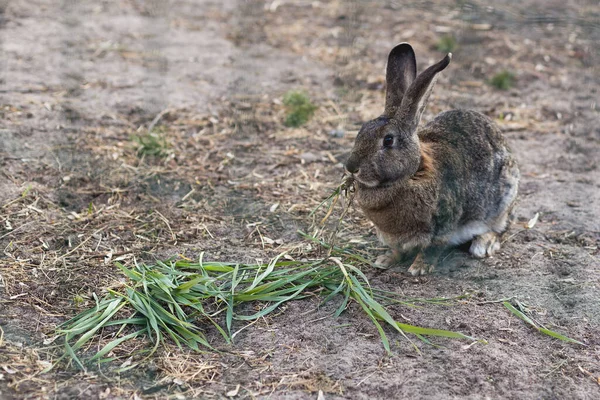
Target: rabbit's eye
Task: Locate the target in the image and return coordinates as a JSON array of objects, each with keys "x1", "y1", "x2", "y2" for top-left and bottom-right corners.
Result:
[{"x1": 383, "y1": 135, "x2": 394, "y2": 148}]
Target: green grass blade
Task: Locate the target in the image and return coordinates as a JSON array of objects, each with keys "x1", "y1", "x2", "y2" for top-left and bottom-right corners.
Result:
[
  {"x1": 308, "y1": 185, "x2": 340, "y2": 217},
  {"x1": 235, "y1": 283, "x2": 311, "y2": 321},
  {"x1": 116, "y1": 262, "x2": 143, "y2": 282},
  {"x1": 245, "y1": 256, "x2": 278, "y2": 292},
  {"x1": 89, "y1": 330, "x2": 144, "y2": 362},
  {"x1": 176, "y1": 276, "x2": 206, "y2": 292},
  {"x1": 537, "y1": 328, "x2": 584, "y2": 345},
  {"x1": 503, "y1": 301, "x2": 536, "y2": 326},
  {"x1": 71, "y1": 300, "x2": 126, "y2": 350},
  {"x1": 353, "y1": 293, "x2": 391, "y2": 354},
  {"x1": 226, "y1": 295, "x2": 234, "y2": 337},
  {"x1": 63, "y1": 334, "x2": 85, "y2": 371},
  {"x1": 503, "y1": 301, "x2": 583, "y2": 345},
  {"x1": 58, "y1": 296, "x2": 111, "y2": 329},
  {"x1": 349, "y1": 275, "x2": 401, "y2": 334},
  {"x1": 333, "y1": 286, "x2": 351, "y2": 318},
  {"x1": 396, "y1": 323, "x2": 475, "y2": 340},
  {"x1": 319, "y1": 278, "x2": 346, "y2": 306}
]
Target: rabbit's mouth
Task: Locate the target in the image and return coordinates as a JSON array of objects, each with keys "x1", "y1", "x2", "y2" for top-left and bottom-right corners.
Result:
[
  {"x1": 356, "y1": 175, "x2": 399, "y2": 190},
  {"x1": 353, "y1": 174, "x2": 385, "y2": 189}
]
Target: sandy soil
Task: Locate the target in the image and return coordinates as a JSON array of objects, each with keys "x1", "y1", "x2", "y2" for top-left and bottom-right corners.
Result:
[{"x1": 1, "y1": 0, "x2": 599, "y2": 399}]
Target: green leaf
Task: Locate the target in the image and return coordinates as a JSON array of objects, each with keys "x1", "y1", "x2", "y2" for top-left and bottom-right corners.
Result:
[
  {"x1": 537, "y1": 328, "x2": 584, "y2": 345},
  {"x1": 396, "y1": 323, "x2": 475, "y2": 341}
]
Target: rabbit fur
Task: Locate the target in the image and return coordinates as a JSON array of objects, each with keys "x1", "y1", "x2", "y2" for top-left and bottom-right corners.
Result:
[{"x1": 345, "y1": 43, "x2": 520, "y2": 275}]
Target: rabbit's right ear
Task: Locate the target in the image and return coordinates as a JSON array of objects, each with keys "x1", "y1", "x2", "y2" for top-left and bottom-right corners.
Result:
[
  {"x1": 384, "y1": 43, "x2": 417, "y2": 117},
  {"x1": 396, "y1": 53, "x2": 451, "y2": 129}
]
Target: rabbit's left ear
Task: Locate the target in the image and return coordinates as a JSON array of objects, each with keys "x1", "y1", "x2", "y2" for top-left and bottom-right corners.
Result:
[
  {"x1": 384, "y1": 43, "x2": 417, "y2": 117},
  {"x1": 396, "y1": 53, "x2": 451, "y2": 129}
]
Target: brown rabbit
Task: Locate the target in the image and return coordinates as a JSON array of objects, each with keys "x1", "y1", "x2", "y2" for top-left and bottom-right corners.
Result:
[{"x1": 345, "y1": 43, "x2": 520, "y2": 275}]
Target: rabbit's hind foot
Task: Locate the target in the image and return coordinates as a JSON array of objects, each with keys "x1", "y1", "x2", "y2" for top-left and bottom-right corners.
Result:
[{"x1": 469, "y1": 231, "x2": 500, "y2": 258}]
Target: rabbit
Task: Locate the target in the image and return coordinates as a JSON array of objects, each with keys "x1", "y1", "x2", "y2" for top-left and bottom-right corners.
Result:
[{"x1": 345, "y1": 43, "x2": 520, "y2": 275}]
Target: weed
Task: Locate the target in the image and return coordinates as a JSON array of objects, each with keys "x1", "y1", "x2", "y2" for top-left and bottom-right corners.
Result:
[
  {"x1": 132, "y1": 127, "x2": 170, "y2": 157},
  {"x1": 489, "y1": 70, "x2": 516, "y2": 90},
  {"x1": 283, "y1": 90, "x2": 317, "y2": 127}
]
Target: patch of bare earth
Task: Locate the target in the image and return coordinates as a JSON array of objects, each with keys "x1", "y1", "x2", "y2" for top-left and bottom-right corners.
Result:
[{"x1": 1, "y1": 0, "x2": 599, "y2": 399}]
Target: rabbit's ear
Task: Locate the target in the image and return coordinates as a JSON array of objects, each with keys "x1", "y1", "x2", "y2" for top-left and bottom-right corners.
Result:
[
  {"x1": 383, "y1": 43, "x2": 417, "y2": 117},
  {"x1": 396, "y1": 53, "x2": 452, "y2": 129}
]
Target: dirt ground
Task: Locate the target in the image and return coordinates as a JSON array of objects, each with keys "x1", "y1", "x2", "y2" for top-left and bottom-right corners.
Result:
[{"x1": 1, "y1": 0, "x2": 599, "y2": 399}]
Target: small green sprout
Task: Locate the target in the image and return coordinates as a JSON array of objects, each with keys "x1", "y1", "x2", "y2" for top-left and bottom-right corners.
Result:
[
  {"x1": 21, "y1": 185, "x2": 31, "y2": 198},
  {"x1": 73, "y1": 294, "x2": 85, "y2": 307}
]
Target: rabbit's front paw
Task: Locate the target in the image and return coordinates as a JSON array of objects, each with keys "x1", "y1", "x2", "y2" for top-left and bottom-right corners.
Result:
[
  {"x1": 374, "y1": 251, "x2": 397, "y2": 269},
  {"x1": 470, "y1": 232, "x2": 501, "y2": 258}
]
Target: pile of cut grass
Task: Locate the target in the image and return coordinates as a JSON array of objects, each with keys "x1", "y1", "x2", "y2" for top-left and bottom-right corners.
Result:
[{"x1": 53, "y1": 238, "x2": 476, "y2": 371}]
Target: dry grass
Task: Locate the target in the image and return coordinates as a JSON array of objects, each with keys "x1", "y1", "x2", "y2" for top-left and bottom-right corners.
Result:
[{"x1": 1, "y1": 0, "x2": 598, "y2": 398}]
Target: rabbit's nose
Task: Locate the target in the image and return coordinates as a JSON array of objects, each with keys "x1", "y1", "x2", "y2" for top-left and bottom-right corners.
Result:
[{"x1": 345, "y1": 157, "x2": 359, "y2": 174}]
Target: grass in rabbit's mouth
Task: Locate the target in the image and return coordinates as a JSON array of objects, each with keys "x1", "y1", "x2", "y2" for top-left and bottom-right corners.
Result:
[{"x1": 51, "y1": 177, "x2": 583, "y2": 371}]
